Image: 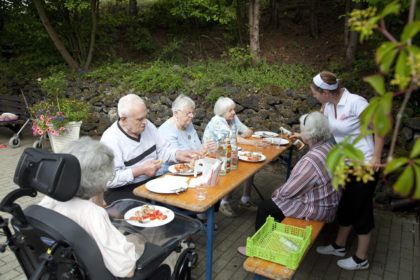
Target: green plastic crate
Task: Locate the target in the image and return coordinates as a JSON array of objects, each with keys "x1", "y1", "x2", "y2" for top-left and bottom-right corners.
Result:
[{"x1": 246, "y1": 216, "x2": 312, "y2": 270}]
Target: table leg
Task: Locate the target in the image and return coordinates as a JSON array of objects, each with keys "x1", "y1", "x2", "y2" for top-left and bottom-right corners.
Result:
[{"x1": 205, "y1": 206, "x2": 215, "y2": 280}]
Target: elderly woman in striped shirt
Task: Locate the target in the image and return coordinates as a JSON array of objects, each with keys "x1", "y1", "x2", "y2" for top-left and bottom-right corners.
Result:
[{"x1": 237, "y1": 112, "x2": 340, "y2": 255}]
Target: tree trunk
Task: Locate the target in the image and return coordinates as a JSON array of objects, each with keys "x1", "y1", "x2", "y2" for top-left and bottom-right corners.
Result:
[
  {"x1": 309, "y1": 0, "x2": 318, "y2": 38},
  {"x1": 249, "y1": 0, "x2": 260, "y2": 64},
  {"x1": 32, "y1": 0, "x2": 79, "y2": 70},
  {"x1": 344, "y1": 1, "x2": 363, "y2": 67},
  {"x1": 84, "y1": 0, "x2": 98, "y2": 69},
  {"x1": 128, "y1": 0, "x2": 137, "y2": 16},
  {"x1": 344, "y1": 0, "x2": 351, "y2": 46},
  {"x1": 345, "y1": 30, "x2": 358, "y2": 67}
]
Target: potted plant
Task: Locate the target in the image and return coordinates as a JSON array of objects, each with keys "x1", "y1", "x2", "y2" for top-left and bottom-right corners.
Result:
[{"x1": 30, "y1": 72, "x2": 90, "y2": 152}]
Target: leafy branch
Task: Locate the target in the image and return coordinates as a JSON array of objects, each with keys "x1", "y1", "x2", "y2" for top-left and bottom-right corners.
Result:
[{"x1": 327, "y1": 0, "x2": 420, "y2": 198}]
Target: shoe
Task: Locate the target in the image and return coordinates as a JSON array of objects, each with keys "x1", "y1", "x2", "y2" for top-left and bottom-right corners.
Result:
[
  {"x1": 238, "y1": 200, "x2": 258, "y2": 211},
  {"x1": 198, "y1": 218, "x2": 219, "y2": 231},
  {"x1": 337, "y1": 256, "x2": 369, "y2": 270},
  {"x1": 316, "y1": 244, "x2": 346, "y2": 257},
  {"x1": 219, "y1": 203, "x2": 237, "y2": 217},
  {"x1": 237, "y1": 246, "x2": 246, "y2": 256}
]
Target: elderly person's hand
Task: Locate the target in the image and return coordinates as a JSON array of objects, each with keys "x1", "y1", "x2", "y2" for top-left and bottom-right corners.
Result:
[
  {"x1": 133, "y1": 160, "x2": 162, "y2": 177},
  {"x1": 175, "y1": 150, "x2": 201, "y2": 163},
  {"x1": 201, "y1": 140, "x2": 217, "y2": 156}
]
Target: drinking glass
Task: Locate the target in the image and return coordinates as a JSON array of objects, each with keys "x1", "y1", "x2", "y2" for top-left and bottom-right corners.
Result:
[{"x1": 196, "y1": 183, "x2": 208, "y2": 201}]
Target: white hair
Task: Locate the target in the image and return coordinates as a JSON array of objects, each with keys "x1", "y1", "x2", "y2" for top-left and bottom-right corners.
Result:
[
  {"x1": 118, "y1": 94, "x2": 145, "y2": 118},
  {"x1": 300, "y1": 112, "x2": 331, "y2": 144},
  {"x1": 213, "y1": 97, "x2": 235, "y2": 116},
  {"x1": 172, "y1": 94, "x2": 195, "y2": 114},
  {"x1": 62, "y1": 137, "x2": 115, "y2": 199}
]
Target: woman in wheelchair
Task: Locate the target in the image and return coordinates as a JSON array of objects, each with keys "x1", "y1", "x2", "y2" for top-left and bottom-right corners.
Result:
[
  {"x1": 38, "y1": 137, "x2": 141, "y2": 278},
  {"x1": 38, "y1": 137, "x2": 182, "y2": 279}
]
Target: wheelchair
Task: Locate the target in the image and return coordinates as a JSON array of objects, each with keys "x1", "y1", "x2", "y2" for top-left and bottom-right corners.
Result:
[{"x1": 0, "y1": 148, "x2": 201, "y2": 279}]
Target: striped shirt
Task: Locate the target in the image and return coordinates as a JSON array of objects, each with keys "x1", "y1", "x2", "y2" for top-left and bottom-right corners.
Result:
[
  {"x1": 271, "y1": 141, "x2": 340, "y2": 222},
  {"x1": 100, "y1": 120, "x2": 177, "y2": 188}
]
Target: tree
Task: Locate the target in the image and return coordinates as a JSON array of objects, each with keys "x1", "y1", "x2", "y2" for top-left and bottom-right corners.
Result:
[
  {"x1": 327, "y1": 0, "x2": 420, "y2": 198},
  {"x1": 249, "y1": 0, "x2": 261, "y2": 64},
  {"x1": 128, "y1": 0, "x2": 137, "y2": 16},
  {"x1": 32, "y1": 0, "x2": 99, "y2": 71}
]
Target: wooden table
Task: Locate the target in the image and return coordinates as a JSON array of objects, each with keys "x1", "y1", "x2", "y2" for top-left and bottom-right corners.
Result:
[{"x1": 133, "y1": 142, "x2": 292, "y2": 280}]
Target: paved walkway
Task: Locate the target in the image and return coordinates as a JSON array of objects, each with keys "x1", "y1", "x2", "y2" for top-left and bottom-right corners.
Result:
[{"x1": 0, "y1": 128, "x2": 419, "y2": 280}]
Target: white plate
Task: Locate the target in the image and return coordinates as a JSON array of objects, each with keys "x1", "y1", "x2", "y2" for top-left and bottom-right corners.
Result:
[
  {"x1": 124, "y1": 205, "x2": 174, "y2": 227},
  {"x1": 168, "y1": 164, "x2": 199, "y2": 176},
  {"x1": 145, "y1": 176, "x2": 189, "y2": 194},
  {"x1": 254, "y1": 131, "x2": 279, "y2": 138},
  {"x1": 263, "y1": 138, "x2": 289, "y2": 146},
  {"x1": 238, "y1": 151, "x2": 266, "y2": 162}
]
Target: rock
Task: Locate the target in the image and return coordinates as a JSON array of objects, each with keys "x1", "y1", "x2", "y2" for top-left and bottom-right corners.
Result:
[
  {"x1": 160, "y1": 96, "x2": 172, "y2": 106},
  {"x1": 406, "y1": 117, "x2": 420, "y2": 130},
  {"x1": 401, "y1": 127, "x2": 413, "y2": 141},
  {"x1": 238, "y1": 95, "x2": 260, "y2": 111},
  {"x1": 108, "y1": 108, "x2": 118, "y2": 122}
]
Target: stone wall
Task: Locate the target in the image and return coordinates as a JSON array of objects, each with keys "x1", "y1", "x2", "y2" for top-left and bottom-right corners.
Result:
[{"x1": 7, "y1": 79, "x2": 419, "y2": 154}]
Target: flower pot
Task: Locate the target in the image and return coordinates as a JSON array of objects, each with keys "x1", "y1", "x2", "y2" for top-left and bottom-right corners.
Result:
[{"x1": 48, "y1": 121, "x2": 82, "y2": 153}]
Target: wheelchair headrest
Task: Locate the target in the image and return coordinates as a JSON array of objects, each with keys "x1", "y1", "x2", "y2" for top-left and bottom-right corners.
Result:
[{"x1": 13, "y1": 148, "x2": 81, "y2": 201}]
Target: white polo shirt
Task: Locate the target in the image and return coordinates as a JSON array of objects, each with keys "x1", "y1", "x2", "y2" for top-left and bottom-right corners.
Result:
[{"x1": 323, "y1": 89, "x2": 374, "y2": 162}]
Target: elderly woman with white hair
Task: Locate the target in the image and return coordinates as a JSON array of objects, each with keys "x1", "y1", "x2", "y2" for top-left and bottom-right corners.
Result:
[
  {"x1": 158, "y1": 94, "x2": 215, "y2": 167},
  {"x1": 39, "y1": 137, "x2": 178, "y2": 279},
  {"x1": 202, "y1": 97, "x2": 257, "y2": 217},
  {"x1": 237, "y1": 112, "x2": 340, "y2": 255},
  {"x1": 39, "y1": 137, "x2": 141, "y2": 278}
]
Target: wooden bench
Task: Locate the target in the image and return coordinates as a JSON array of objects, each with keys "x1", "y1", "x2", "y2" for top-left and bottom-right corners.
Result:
[
  {"x1": 243, "y1": 217, "x2": 325, "y2": 280},
  {"x1": 0, "y1": 93, "x2": 31, "y2": 148}
]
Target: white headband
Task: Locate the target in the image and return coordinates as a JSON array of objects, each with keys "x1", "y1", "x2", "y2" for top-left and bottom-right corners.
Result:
[{"x1": 313, "y1": 74, "x2": 338, "y2": 90}]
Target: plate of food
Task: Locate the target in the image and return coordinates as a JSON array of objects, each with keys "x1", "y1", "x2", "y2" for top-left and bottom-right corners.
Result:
[
  {"x1": 124, "y1": 205, "x2": 174, "y2": 227},
  {"x1": 253, "y1": 131, "x2": 279, "y2": 138},
  {"x1": 238, "y1": 151, "x2": 266, "y2": 162},
  {"x1": 263, "y1": 137, "x2": 289, "y2": 146},
  {"x1": 145, "y1": 176, "x2": 189, "y2": 194},
  {"x1": 168, "y1": 163, "x2": 200, "y2": 176}
]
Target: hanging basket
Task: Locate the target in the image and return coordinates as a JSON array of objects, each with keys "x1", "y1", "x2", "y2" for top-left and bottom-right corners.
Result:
[{"x1": 48, "y1": 121, "x2": 82, "y2": 153}]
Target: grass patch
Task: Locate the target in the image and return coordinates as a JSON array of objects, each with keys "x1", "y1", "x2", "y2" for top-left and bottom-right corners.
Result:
[{"x1": 83, "y1": 60, "x2": 314, "y2": 99}]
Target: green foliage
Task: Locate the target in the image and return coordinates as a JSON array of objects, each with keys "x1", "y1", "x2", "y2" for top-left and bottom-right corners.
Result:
[
  {"x1": 83, "y1": 60, "x2": 313, "y2": 98},
  {"x1": 126, "y1": 23, "x2": 157, "y2": 54},
  {"x1": 384, "y1": 138, "x2": 420, "y2": 197},
  {"x1": 39, "y1": 72, "x2": 68, "y2": 97},
  {"x1": 327, "y1": 0, "x2": 420, "y2": 198},
  {"x1": 170, "y1": 0, "x2": 235, "y2": 25},
  {"x1": 222, "y1": 47, "x2": 254, "y2": 68},
  {"x1": 159, "y1": 39, "x2": 184, "y2": 62}
]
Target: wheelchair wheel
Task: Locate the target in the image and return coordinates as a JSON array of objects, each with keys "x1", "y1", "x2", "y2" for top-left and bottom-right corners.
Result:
[
  {"x1": 9, "y1": 136, "x2": 21, "y2": 148},
  {"x1": 171, "y1": 249, "x2": 196, "y2": 280}
]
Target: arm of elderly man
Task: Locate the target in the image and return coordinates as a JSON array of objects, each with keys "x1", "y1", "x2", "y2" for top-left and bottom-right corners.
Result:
[{"x1": 101, "y1": 121, "x2": 196, "y2": 188}]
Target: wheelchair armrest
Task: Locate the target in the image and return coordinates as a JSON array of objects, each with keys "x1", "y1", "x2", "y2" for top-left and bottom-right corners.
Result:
[
  {"x1": 118, "y1": 242, "x2": 170, "y2": 280},
  {"x1": 136, "y1": 242, "x2": 169, "y2": 271}
]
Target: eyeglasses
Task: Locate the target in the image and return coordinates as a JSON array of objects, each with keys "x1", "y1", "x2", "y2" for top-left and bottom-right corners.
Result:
[
  {"x1": 303, "y1": 112, "x2": 312, "y2": 126},
  {"x1": 178, "y1": 110, "x2": 195, "y2": 117}
]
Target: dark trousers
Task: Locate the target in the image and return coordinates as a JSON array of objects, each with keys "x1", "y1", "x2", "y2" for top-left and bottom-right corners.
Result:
[{"x1": 255, "y1": 199, "x2": 285, "y2": 231}]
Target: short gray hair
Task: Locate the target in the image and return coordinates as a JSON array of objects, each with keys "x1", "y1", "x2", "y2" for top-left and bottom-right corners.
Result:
[
  {"x1": 118, "y1": 94, "x2": 146, "y2": 118},
  {"x1": 62, "y1": 137, "x2": 115, "y2": 199},
  {"x1": 172, "y1": 94, "x2": 195, "y2": 114},
  {"x1": 213, "y1": 97, "x2": 235, "y2": 116},
  {"x1": 300, "y1": 112, "x2": 331, "y2": 144}
]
